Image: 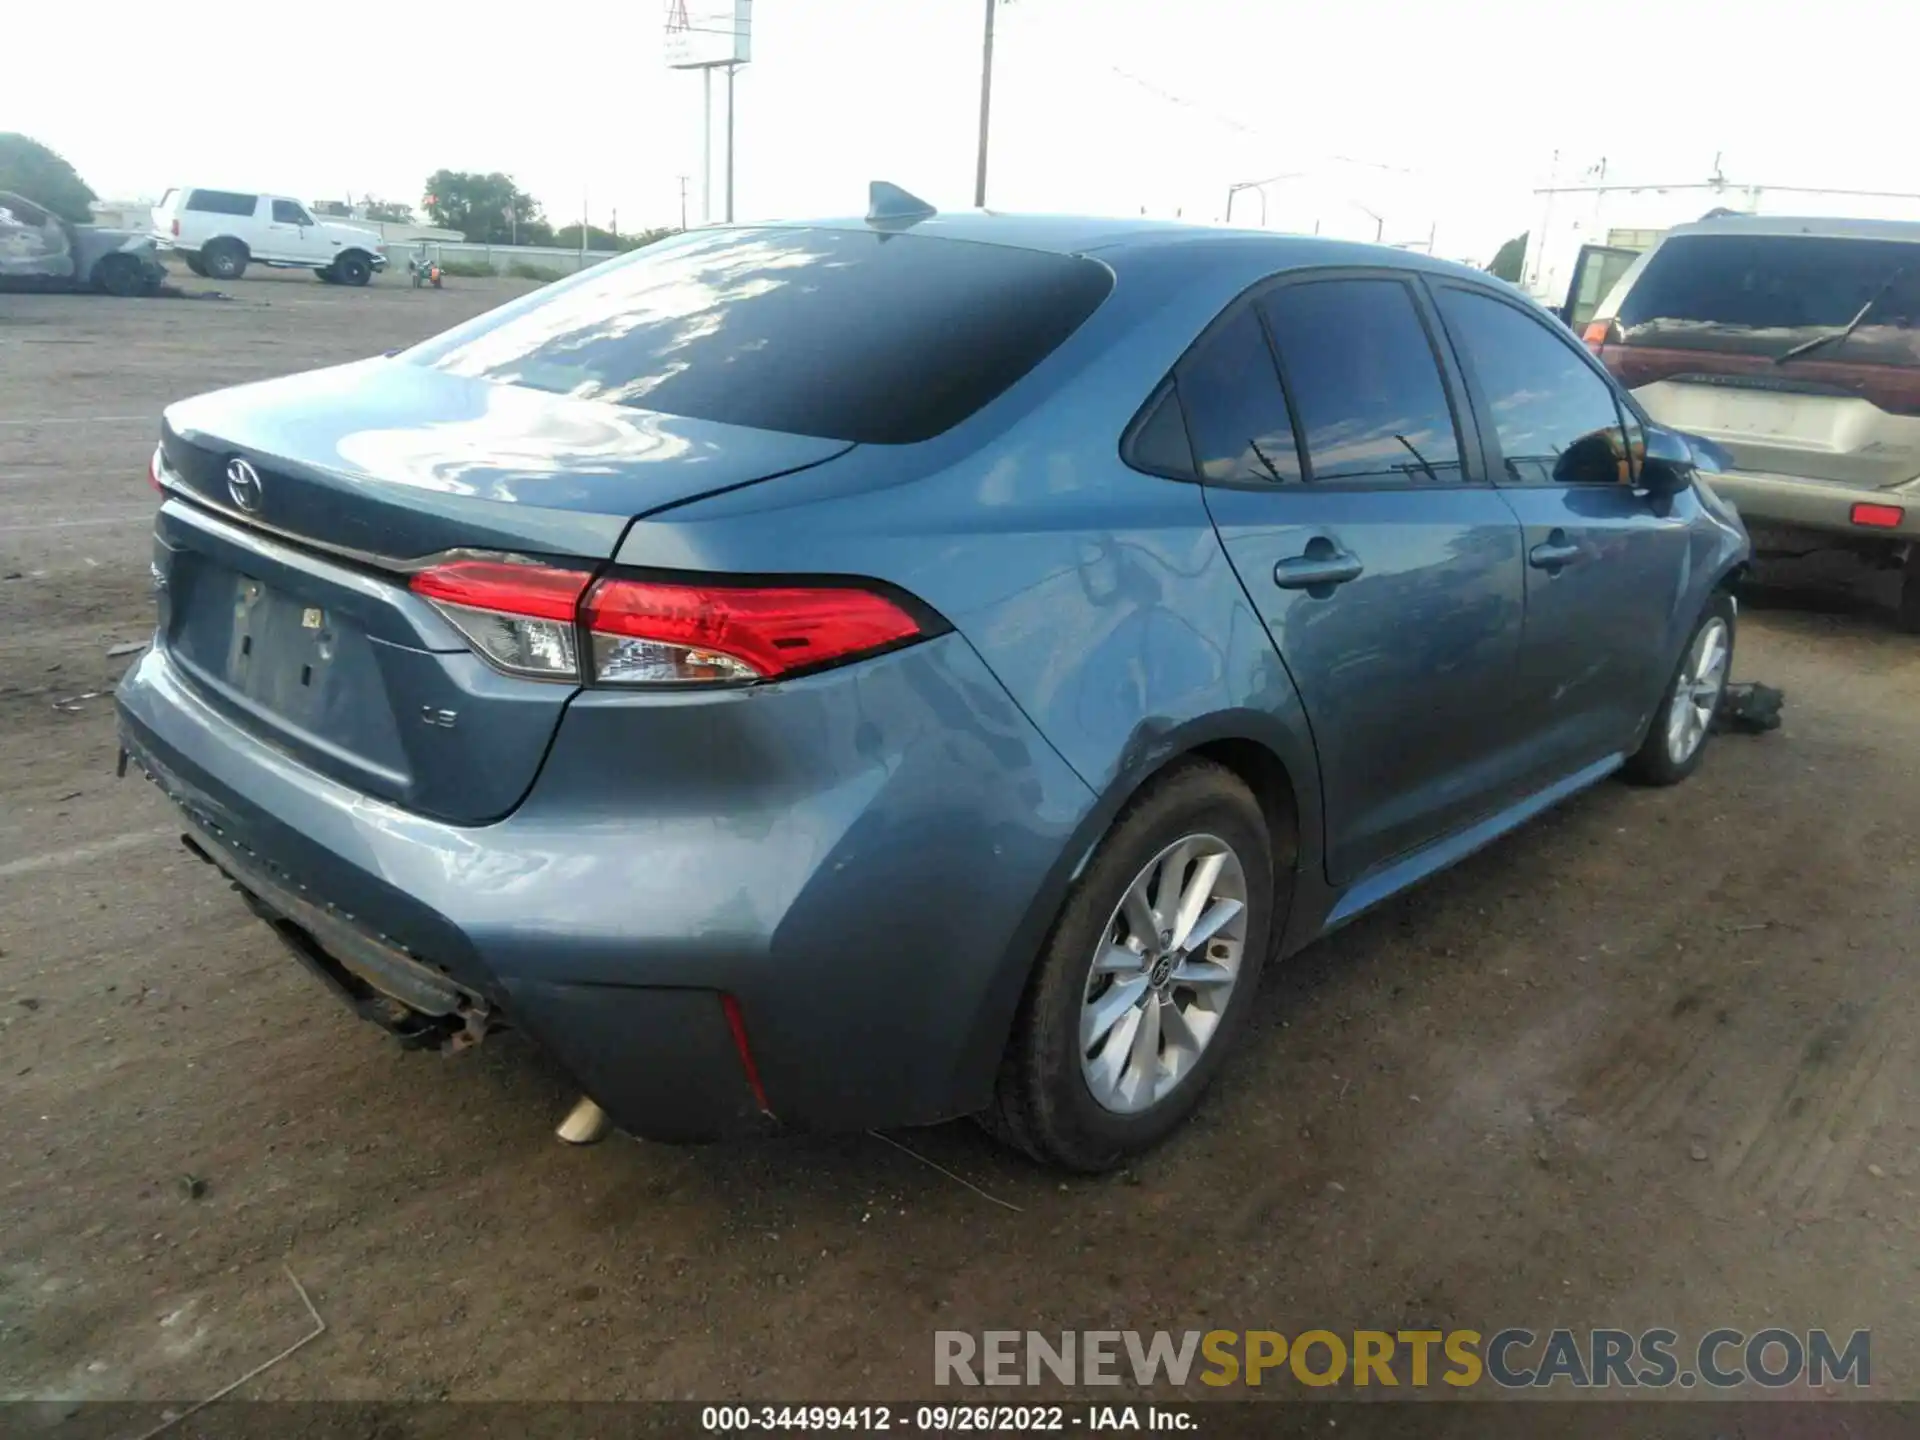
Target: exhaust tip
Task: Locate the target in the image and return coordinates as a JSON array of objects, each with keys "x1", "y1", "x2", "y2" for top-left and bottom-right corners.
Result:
[{"x1": 556, "y1": 1096, "x2": 612, "y2": 1146}]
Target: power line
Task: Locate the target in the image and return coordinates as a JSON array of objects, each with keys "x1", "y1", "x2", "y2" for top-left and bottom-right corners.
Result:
[{"x1": 1106, "y1": 66, "x2": 1262, "y2": 136}]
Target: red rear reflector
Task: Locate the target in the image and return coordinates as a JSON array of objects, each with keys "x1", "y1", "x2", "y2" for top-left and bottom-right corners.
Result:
[
  {"x1": 409, "y1": 559, "x2": 589, "y2": 621},
  {"x1": 1851, "y1": 502, "x2": 1905, "y2": 529},
  {"x1": 582, "y1": 577, "x2": 923, "y2": 681},
  {"x1": 720, "y1": 993, "x2": 773, "y2": 1115}
]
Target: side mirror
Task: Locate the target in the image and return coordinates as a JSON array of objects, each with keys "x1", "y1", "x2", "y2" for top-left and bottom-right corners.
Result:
[{"x1": 1638, "y1": 425, "x2": 1710, "y2": 498}]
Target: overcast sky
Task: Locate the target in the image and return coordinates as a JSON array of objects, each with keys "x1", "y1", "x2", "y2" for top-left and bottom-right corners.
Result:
[{"x1": 8, "y1": 0, "x2": 1914, "y2": 262}]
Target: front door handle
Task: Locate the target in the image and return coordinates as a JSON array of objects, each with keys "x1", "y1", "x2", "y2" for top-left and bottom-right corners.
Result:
[
  {"x1": 1273, "y1": 537, "x2": 1364, "y2": 591},
  {"x1": 1528, "y1": 530, "x2": 1581, "y2": 571}
]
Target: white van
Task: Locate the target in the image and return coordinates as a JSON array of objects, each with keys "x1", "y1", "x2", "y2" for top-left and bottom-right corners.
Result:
[{"x1": 151, "y1": 188, "x2": 388, "y2": 285}]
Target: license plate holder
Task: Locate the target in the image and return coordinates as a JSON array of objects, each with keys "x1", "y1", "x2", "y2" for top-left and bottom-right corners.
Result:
[{"x1": 224, "y1": 574, "x2": 342, "y2": 722}]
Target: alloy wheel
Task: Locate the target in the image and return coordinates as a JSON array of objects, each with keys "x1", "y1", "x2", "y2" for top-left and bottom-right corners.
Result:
[
  {"x1": 1079, "y1": 833, "x2": 1249, "y2": 1115},
  {"x1": 1666, "y1": 616, "x2": 1730, "y2": 766}
]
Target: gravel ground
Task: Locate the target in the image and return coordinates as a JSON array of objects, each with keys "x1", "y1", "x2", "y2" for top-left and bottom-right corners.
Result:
[{"x1": 3, "y1": 268, "x2": 1918, "y2": 1405}]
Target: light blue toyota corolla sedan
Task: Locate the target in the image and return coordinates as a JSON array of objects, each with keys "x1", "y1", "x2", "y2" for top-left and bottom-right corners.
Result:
[{"x1": 118, "y1": 189, "x2": 1749, "y2": 1170}]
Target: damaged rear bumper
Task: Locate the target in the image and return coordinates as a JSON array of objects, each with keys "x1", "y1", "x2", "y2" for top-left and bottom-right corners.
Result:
[{"x1": 117, "y1": 684, "x2": 773, "y2": 1144}]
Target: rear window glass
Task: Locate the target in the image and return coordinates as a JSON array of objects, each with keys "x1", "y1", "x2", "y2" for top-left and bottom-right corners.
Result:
[
  {"x1": 186, "y1": 190, "x2": 258, "y2": 216},
  {"x1": 1616, "y1": 233, "x2": 1920, "y2": 361},
  {"x1": 404, "y1": 227, "x2": 1115, "y2": 444},
  {"x1": 1124, "y1": 385, "x2": 1198, "y2": 480},
  {"x1": 1176, "y1": 308, "x2": 1300, "y2": 484}
]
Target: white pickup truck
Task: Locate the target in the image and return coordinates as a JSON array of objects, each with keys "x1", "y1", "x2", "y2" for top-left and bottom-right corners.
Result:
[{"x1": 151, "y1": 187, "x2": 389, "y2": 284}]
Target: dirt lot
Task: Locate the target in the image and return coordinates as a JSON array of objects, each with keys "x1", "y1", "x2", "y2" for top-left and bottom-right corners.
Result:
[{"x1": 4, "y1": 269, "x2": 1920, "y2": 1407}]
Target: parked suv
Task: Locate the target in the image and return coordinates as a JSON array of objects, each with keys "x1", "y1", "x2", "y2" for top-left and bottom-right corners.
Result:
[
  {"x1": 1586, "y1": 216, "x2": 1920, "y2": 630},
  {"x1": 151, "y1": 188, "x2": 388, "y2": 285},
  {"x1": 120, "y1": 207, "x2": 1748, "y2": 1170}
]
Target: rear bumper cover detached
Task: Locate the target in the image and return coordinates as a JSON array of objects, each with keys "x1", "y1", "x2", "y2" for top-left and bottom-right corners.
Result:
[{"x1": 115, "y1": 630, "x2": 1095, "y2": 1142}]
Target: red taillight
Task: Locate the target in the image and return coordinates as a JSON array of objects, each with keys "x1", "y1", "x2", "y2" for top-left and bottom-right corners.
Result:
[
  {"x1": 1851, "y1": 502, "x2": 1905, "y2": 529},
  {"x1": 170, "y1": 218, "x2": 179, "y2": 237},
  {"x1": 408, "y1": 558, "x2": 929, "y2": 686},
  {"x1": 1582, "y1": 319, "x2": 1616, "y2": 356},
  {"x1": 409, "y1": 559, "x2": 587, "y2": 620},
  {"x1": 582, "y1": 576, "x2": 924, "y2": 684},
  {"x1": 409, "y1": 559, "x2": 590, "y2": 680}
]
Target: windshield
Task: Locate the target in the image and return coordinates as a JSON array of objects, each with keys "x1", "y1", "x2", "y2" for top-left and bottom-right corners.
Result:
[
  {"x1": 0, "y1": 192, "x2": 54, "y2": 228},
  {"x1": 1614, "y1": 232, "x2": 1920, "y2": 368},
  {"x1": 403, "y1": 226, "x2": 1115, "y2": 444}
]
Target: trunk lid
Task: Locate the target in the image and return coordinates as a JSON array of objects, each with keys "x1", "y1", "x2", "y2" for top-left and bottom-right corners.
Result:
[
  {"x1": 160, "y1": 358, "x2": 852, "y2": 560},
  {"x1": 153, "y1": 362, "x2": 852, "y2": 824}
]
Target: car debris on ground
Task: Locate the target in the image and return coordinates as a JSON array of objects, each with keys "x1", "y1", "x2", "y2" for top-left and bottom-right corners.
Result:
[{"x1": 1714, "y1": 682, "x2": 1786, "y2": 734}]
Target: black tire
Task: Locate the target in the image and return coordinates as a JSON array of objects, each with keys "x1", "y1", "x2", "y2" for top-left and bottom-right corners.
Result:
[
  {"x1": 983, "y1": 760, "x2": 1277, "y2": 1171},
  {"x1": 1897, "y1": 546, "x2": 1920, "y2": 635},
  {"x1": 93, "y1": 254, "x2": 145, "y2": 297},
  {"x1": 314, "y1": 266, "x2": 338, "y2": 283},
  {"x1": 184, "y1": 255, "x2": 209, "y2": 278},
  {"x1": 201, "y1": 239, "x2": 247, "y2": 280},
  {"x1": 1624, "y1": 591, "x2": 1737, "y2": 786},
  {"x1": 335, "y1": 252, "x2": 372, "y2": 286}
]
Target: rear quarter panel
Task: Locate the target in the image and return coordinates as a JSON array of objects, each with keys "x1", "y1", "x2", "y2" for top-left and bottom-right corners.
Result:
[{"x1": 612, "y1": 246, "x2": 1335, "y2": 981}]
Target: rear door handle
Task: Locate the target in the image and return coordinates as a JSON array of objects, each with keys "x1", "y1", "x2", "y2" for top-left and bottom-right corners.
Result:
[
  {"x1": 1273, "y1": 538, "x2": 1364, "y2": 591},
  {"x1": 1528, "y1": 530, "x2": 1582, "y2": 570}
]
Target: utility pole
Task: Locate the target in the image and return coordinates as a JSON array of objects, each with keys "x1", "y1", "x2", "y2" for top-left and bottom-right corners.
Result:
[
  {"x1": 725, "y1": 62, "x2": 738, "y2": 223},
  {"x1": 974, "y1": 0, "x2": 997, "y2": 207},
  {"x1": 701, "y1": 68, "x2": 714, "y2": 223},
  {"x1": 677, "y1": 175, "x2": 689, "y2": 230}
]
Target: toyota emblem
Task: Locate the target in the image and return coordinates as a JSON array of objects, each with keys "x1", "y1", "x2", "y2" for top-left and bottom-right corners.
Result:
[{"x1": 225, "y1": 458, "x2": 264, "y2": 514}]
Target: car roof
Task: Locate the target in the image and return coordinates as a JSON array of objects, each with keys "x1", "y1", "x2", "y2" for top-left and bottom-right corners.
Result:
[
  {"x1": 731, "y1": 208, "x2": 1497, "y2": 284},
  {"x1": 1660, "y1": 214, "x2": 1920, "y2": 243}
]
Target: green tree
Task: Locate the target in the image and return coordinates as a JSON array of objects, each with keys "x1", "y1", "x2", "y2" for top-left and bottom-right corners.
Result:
[
  {"x1": 312, "y1": 200, "x2": 352, "y2": 218},
  {"x1": 1487, "y1": 231, "x2": 1528, "y2": 283},
  {"x1": 422, "y1": 171, "x2": 542, "y2": 244},
  {"x1": 0, "y1": 134, "x2": 97, "y2": 224},
  {"x1": 363, "y1": 199, "x2": 415, "y2": 224}
]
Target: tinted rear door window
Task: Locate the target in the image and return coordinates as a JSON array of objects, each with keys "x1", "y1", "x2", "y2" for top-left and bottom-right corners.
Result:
[
  {"x1": 1124, "y1": 384, "x2": 1199, "y2": 479},
  {"x1": 186, "y1": 190, "x2": 259, "y2": 217},
  {"x1": 1616, "y1": 233, "x2": 1920, "y2": 364},
  {"x1": 1438, "y1": 288, "x2": 1630, "y2": 486},
  {"x1": 1260, "y1": 279, "x2": 1463, "y2": 484},
  {"x1": 405, "y1": 228, "x2": 1114, "y2": 444},
  {"x1": 1175, "y1": 308, "x2": 1301, "y2": 483}
]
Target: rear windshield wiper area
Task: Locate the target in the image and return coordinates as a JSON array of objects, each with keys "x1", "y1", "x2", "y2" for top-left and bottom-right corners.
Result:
[{"x1": 1774, "y1": 266, "x2": 1906, "y2": 365}]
